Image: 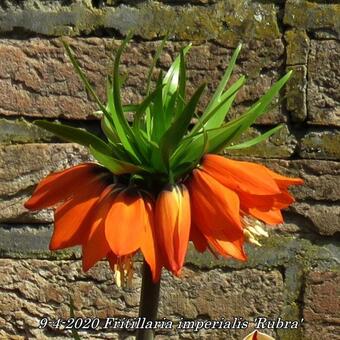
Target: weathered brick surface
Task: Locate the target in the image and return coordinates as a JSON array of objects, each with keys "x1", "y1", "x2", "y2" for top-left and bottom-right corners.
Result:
[
  {"x1": 0, "y1": 1, "x2": 281, "y2": 43},
  {"x1": 285, "y1": 29, "x2": 310, "y2": 66},
  {"x1": 0, "y1": 118, "x2": 103, "y2": 145},
  {"x1": 284, "y1": 1, "x2": 340, "y2": 40},
  {"x1": 224, "y1": 125, "x2": 297, "y2": 158},
  {"x1": 303, "y1": 271, "x2": 340, "y2": 339},
  {"x1": 0, "y1": 38, "x2": 285, "y2": 123},
  {"x1": 0, "y1": 225, "x2": 54, "y2": 258},
  {"x1": 0, "y1": 143, "x2": 91, "y2": 223},
  {"x1": 286, "y1": 65, "x2": 307, "y2": 122},
  {"x1": 0, "y1": 118, "x2": 55, "y2": 144},
  {"x1": 299, "y1": 130, "x2": 340, "y2": 160},
  {"x1": 0, "y1": 259, "x2": 282, "y2": 339},
  {"x1": 290, "y1": 203, "x2": 340, "y2": 236},
  {"x1": 307, "y1": 40, "x2": 340, "y2": 126}
]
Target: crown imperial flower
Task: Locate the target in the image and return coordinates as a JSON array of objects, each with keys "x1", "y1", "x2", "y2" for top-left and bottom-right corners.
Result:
[{"x1": 24, "y1": 36, "x2": 303, "y2": 286}]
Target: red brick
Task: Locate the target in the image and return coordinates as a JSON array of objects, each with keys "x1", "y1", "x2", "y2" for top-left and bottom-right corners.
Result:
[{"x1": 303, "y1": 271, "x2": 340, "y2": 339}]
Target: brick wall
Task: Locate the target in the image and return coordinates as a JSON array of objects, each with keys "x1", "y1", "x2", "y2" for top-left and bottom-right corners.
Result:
[{"x1": 0, "y1": 0, "x2": 339, "y2": 339}]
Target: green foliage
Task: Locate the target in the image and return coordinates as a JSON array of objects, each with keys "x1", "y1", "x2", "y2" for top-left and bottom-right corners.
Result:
[{"x1": 35, "y1": 37, "x2": 292, "y2": 188}]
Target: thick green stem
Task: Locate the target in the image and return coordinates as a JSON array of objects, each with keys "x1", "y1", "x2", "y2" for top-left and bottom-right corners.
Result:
[{"x1": 136, "y1": 260, "x2": 161, "y2": 340}]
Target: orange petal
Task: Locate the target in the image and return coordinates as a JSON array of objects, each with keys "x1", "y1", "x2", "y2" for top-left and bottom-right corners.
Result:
[
  {"x1": 25, "y1": 163, "x2": 106, "y2": 210},
  {"x1": 188, "y1": 170, "x2": 246, "y2": 261},
  {"x1": 240, "y1": 192, "x2": 276, "y2": 211},
  {"x1": 82, "y1": 185, "x2": 119, "y2": 272},
  {"x1": 247, "y1": 207, "x2": 283, "y2": 225},
  {"x1": 208, "y1": 236, "x2": 247, "y2": 261},
  {"x1": 140, "y1": 195, "x2": 162, "y2": 282},
  {"x1": 189, "y1": 169, "x2": 242, "y2": 238},
  {"x1": 265, "y1": 167, "x2": 304, "y2": 189},
  {"x1": 155, "y1": 184, "x2": 191, "y2": 276},
  {"x1": 202, "y1": 154, "x2": 281, "y2": 195},
  {"x1": 240, "y1": 190, "x2": 295, "y2": 211},
  {"x1": 49, "y1": 175, "x2": 109, "y2": 250},
  {"x1": 190, "y1": 224, "x2": 208, "y2": 253},
  {"x1": 273, "y1": 191, "x2": 295, "y2": 209},
  {"x1": 105, "y1": 189, "x2": 145, "y2": 256}
]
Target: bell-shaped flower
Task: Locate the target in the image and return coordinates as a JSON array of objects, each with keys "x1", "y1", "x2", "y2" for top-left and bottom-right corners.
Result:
[
  {"x1": 201, "y1": 154, "x2": 303, "y2": 225},
  {"x1": 24, "y1": 163, "x2": 111, "y2": 250},
  {"x1": 155, "y1": 184, "x2": 191, "y2": 276},
  {"x1": 187, "y1": 169, "x2": 246, "y2": 261}
]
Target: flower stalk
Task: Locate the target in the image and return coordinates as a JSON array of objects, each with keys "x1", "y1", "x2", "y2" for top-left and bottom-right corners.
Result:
[{"x1": 137, "y1": 260, "x2": 161, "y2": 340}]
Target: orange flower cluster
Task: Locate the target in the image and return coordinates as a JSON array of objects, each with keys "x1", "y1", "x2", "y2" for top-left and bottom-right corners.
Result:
[{"x1": 25, "y1": 154, "x2": 302, "y2": 284}]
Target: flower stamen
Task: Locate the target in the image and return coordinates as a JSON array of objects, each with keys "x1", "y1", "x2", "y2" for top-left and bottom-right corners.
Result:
[
  {"x1": 243, "y1": 216, "x2": 269, "y2": 247},
  {"x1": 114, "y1": 255, "x2": 134, "y2": 288}
]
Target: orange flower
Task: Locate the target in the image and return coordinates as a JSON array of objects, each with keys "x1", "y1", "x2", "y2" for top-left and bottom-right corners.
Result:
[
  {"x1": 25, "y1": 154, "x2": 302, "y2": 282},
  {"x1": 202, "y1": 154, "x2": 303, "y2": 224},
  {"x1": 24, "y1": 163, "x2": 162, "y2": 283},
  {"x1": 155, "y1": 184, "x2": 191, "y2": 276},
  {"x1": 187, "y1": 169, "x2": 246, "y2": 261},
  {"x1": 24, "y1": 163, "x2": 110, "y2": 211},
  {"x1": 187, "y1": 154, "x2": 303, "y2": 253},
  {"x1": 25, "y1": 163, "x2": 112, "y2": 249},
  {"x1": 104, "y1": 188, "x2": 162, "y2": 282}
]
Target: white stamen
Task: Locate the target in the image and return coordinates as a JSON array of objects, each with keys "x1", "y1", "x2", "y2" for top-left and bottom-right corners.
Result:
[
  {"x1": 113, "y1": 256, "x2": 134, "y2": 288},
  {"x1": 243, "y1": 216, "x2": 269, "y2": 246}
]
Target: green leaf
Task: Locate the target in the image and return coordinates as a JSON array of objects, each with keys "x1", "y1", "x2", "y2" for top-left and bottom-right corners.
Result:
[
  {"x1": 110, "y1": 54, "x2": 142, "y2": 162},
  {"x1": 204, "y1": 93, "x2": 237, "y2": 130},
  {"x1": 225, "y1": 124, "x2": 283, "y2": 150},
  {"x1": 204, "y1": 43, "x2": 242, "y2": 114},
  {"x1": 203, "y1": 76, "x2": 245, "y2": 130},
  {"x1": 123, "y1": 104, "x2": 139, "y2": 112},
  {"x1": 176, "y1": 49, "x2": 187, "y2": 116},
  {"x1": 133, "y1": 82, "x2": 164, "y2": 131},
  {"x1": 34, "y1": 120, "x2": 112, "y2": 154},
  {"x1": 101, "y1": 116, "x2": 119, "y2": 144},
  {"x1": 206, "y1": 103, "x2": 262, "y2": 153},
  {"x1": 89, "y1": 145, "x2": 144, "y2": 175},
  {"x1": 160, "y1": 83, "x2": 206, "y2": 170},
  {"x1": 163, "y1": 91, "x2": 178, "y2": 130},
  {"x1": 146, "y1": 35, "x2": 168, "y2": 95},
  {"x1": 162, "y1": 44, "x2": 191, "y2": 110},
  {"x1": 173, "y1": 162, "x2": 196, "y2": 181},
  {"x1": 132, "y1": 129, "x2": 150, "y2": 162},
  {"x1": 235, "y1": 71, "x2": 292, "y2": 138},
  {"x1": 206, "y1": 71, "x2": 292, "y2": 153},
  {"x1": 145, "y1": 106, "x2": 153, "y2": 139},
  {"x1": 106, "y1": 77, "x2": 115, "y2": 115},
  {"x1": 62, "y1": 41, "x2": 113, "y2": 127},
  {"x1": 109, "y1": 83, "x2": 140, "y2": 162},
  {"x1": 170, "y1": 137, "x2": 193, "y2": 166},
  {"x1": 171, "y1": 108, "x2": 259, "y2": 166},
  {"x1": 173, "y1": 127, "x2": 208, "y2": 180},
  {"x1": 151, "y1": 72, "x2": 166, "y2": 142},
  {"x1": 190, "y1": 76, "x2": 245, "y2": 136}
]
